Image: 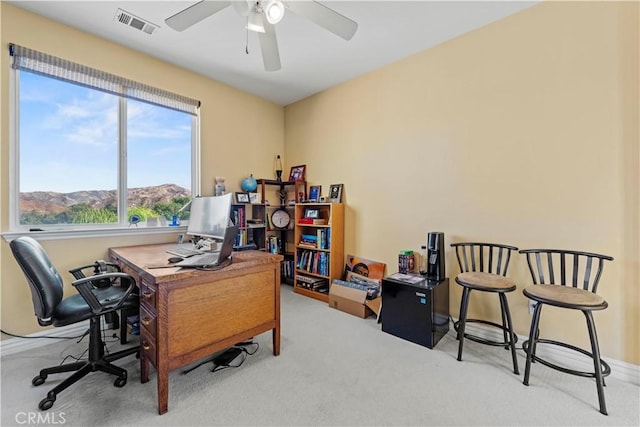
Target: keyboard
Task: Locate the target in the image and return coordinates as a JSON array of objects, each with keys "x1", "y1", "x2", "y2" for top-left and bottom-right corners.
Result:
[{"x1": 166, "y1": 246, "x2": 204, "y2": 258}]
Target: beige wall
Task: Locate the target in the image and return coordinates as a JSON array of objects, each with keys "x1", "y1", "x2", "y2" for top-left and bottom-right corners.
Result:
[
  {"x1": 0, "y1": 4, "x2": 284, "y2": 335},
  {"x1": 285, "y1": 1, "x2": 639, "y2": 364}
]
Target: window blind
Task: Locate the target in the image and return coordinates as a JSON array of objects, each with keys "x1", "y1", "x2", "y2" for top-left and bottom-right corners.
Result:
[{"x1": 9, "y1": 43, "x2": 200, "y2": 115}]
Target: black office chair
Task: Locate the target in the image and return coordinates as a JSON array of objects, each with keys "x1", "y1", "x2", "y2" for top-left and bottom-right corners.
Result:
[
  {"x1": 69, "y1": 260, "x2": 138, "y2": 344},
  {"x1": 519, "y1": 248, "x2": 613, "y2": 415},
  {"x1": 451, "y1": 242, "x2": 520, "y2": 374},
  {"x1": 9, "y1": 236, "x2": 140, "y2": 411}
]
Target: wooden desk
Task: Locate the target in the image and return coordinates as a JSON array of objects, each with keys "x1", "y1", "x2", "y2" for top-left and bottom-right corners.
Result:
[{"x1": 108, "y1": 244, "x2": 282, "y2": 414}]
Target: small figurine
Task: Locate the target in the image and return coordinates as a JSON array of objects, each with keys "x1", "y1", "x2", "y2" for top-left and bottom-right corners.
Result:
[{"x1": 214, "y1": 177, "x2": 226, "y2": 196}]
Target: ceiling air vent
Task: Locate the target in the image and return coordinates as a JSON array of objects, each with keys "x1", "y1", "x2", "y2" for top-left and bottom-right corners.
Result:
[{"x1": 114, "y1": 8, "x2": 158, "y2": 35}]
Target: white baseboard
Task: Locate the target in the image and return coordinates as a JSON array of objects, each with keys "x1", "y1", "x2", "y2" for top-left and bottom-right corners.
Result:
[
  {"x1": 450, "y1": 318, "x2": 640, "y2": 386},
  {"x1": 0, "y1": 321, "x2": 89, "y2": 357}
]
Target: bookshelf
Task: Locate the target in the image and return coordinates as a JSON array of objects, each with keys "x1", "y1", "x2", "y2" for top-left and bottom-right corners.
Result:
[
  {"x1": 231, "y1": 203, "x2": 266, "y2": 251},
  {"x1": 294, "y1": 202, "x2": 344, "y2": 302},
  {"x1": 257, "y1": 179, "x2": 307, "y2": 285}
]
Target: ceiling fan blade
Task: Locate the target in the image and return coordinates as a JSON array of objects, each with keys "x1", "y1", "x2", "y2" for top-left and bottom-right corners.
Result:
[
  {"x1": 165, "y1": 1, "x2": 232, "y2": 31},
  {"x1": 231, "y1": 0, "x2": 252, "y2": 17},
  {"x1": 285, "y1": 0, "x2": 357, "y2": 41},
  {"x1": 258, "y1": 22, "x2": 281, "y2": 72}
]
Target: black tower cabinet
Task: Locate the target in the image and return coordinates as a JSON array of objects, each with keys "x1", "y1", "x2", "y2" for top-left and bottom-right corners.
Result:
[{"x1": 381, "y1": 274, "x2": 449, "y2": 349}]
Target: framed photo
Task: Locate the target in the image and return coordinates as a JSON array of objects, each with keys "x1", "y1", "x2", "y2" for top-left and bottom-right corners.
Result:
[
  {"x1": 308, "y1": 185, "x2": 321, "y2": 202},
  {"x1": 249, "y1": 192, "x2": 262, "y2": 204},
  {"x1": 235, "y1": 192, "x2": 249, "y2": 203},
  {"x1": 329, "y1": 184, "x2": 343, "y2": 203},
  {"x1": 289, "y1": 164, "x2": 306, "y2": 182},
  {"x1": 304, "y1": 208, "x2": 320, "y2": 219}
]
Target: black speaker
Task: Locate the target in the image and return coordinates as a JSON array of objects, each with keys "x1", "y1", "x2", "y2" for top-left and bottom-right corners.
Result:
[{"x1": 426, "y1": 232, "x2": 445, "y2": 281}]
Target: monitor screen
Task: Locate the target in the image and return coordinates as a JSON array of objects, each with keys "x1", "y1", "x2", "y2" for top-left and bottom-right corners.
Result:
[{"x1": 186, "y1": 193, "x2": 232, "y2": 241}]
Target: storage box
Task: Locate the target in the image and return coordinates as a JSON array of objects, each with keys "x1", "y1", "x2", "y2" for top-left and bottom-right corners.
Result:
[{"x1": 328, "y1": 281, "x2": 374, "y2": 318}]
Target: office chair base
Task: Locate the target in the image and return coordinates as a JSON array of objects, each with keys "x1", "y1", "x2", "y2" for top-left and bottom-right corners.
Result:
[{"x1": 32, "y1": 345, "x2": 138, "y2": 410}]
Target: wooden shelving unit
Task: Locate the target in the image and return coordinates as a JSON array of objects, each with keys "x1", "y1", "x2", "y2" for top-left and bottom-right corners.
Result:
[
  {"x1": 256, "y1": 179, "x2": 308, "y2": 284},
  {"x1": 294, "y1": 202, "x2": 344, "y2": 302},
  {"x1": 231, "y1": 203, "x2": 266, "y2": 250}
]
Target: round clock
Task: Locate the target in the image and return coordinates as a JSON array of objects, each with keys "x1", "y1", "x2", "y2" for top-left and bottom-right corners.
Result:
[{"x1": 271, "y1": 209, "x2": 291, "y2": 229}]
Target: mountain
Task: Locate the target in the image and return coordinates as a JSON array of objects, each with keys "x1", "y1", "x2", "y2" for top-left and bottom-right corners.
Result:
[{"x1": 20, "y1": 184, "x2": 191, "y2": 215}]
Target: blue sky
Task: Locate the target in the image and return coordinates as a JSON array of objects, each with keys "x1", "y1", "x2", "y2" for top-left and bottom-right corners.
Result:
[{"x1": 19, "y1": 71, "x2": 192, "y2": 193}]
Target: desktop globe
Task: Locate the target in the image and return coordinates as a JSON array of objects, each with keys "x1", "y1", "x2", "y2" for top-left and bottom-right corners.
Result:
[{"x1": 241, "y1": 174, "x2": 257, "y2": 192}]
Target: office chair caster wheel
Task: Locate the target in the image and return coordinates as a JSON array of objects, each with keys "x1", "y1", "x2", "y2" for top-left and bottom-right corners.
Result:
[
  {"x1": 32, "y1": 375, "x2": 46, "y2": 386},
  {"x1": 39, "y1": 392, "x2": 56, "y2": 411},
  {"x1": 114, "y1": 377, "x2": 127, "y2": 387}
]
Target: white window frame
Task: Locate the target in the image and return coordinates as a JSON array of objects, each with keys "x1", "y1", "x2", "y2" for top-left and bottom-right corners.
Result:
[{"x1": 3, "y1": 45, "x2": 201, "y2": 241}]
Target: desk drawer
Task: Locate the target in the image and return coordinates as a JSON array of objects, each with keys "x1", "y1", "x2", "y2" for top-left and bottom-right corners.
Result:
[
  {"x1": 140, "y1": 305, "x2": 157, "y2": 339},
  {"x1": 140, "y1": 281, "x2": 157, "y2": 309},
  {"x1": 141, "y1": 331, "x2": 157, "y2": 368}
]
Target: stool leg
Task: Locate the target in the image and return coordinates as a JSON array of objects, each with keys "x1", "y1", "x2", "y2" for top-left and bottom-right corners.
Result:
[
  {"x1": 584, "y1": 310, "x2": 607, "y2": 415},
  {"x1": 457, "y1": 287, "x2": 471, "y2": 362},
  {"x1": 524, "y1": 302, "x2": 542, "y2": 386},
  {"x1": 500, "y1": 293, "x2": 519, "y2": 375},
  {"x1": 499, "y1": 295, "x2": 509, "y2": 350}
]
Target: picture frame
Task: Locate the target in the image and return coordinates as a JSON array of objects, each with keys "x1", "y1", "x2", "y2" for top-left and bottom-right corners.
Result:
[
  {"x1": 328, "y1": 184, "x2": 343, "y2": 203},
  {"x1": 288, "y1": 164, "x2": 306, "y2": 182},
  {"x1": 235, "y1": 192, "x2": 250, "y2": 203},
  {"x1": 304, "y1": 208, "x2": 320, "y2": 219},
  {"x1": 249, "y1": 192, "x2": 262, "y2": 204},
  {"x1": 308, "y1": 185, "x2": 321, "y2": 202}
]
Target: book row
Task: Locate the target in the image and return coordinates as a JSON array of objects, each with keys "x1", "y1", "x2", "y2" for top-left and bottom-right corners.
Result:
[
  {"x1": 266, "y1": 236, "x2": 282, "y2": 254},
  {"x1": 296, "y1": 250, "x2": 330, "y2": 276},
  {"x1": 298, "y1": 228, "x2": 331, "y2": 249},
  {"x1": 281, "y1": 259, "x2": 295, "y2": 281}
]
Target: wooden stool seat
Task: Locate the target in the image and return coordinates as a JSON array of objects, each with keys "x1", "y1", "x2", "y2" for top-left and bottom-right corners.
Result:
[
  {"x1": 523, "y1": 284, "x2": 607, "y2": 310},
  {"x1": 456, "y1": 272, "x2": 516, "y2": 293}
]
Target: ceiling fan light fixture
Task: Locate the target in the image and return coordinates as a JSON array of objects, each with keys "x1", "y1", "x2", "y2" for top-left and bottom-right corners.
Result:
[
  {"x1": 247, "y1": 11, "x2": 265, "y2": 33},
  {"x1": 264, "y1": 0, "x2": 284, "y2": 25}
]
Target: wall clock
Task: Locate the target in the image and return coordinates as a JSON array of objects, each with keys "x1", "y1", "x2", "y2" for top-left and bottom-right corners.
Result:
[{"x1": 271, "y1": 209, "x2": 291, "y2": 229}]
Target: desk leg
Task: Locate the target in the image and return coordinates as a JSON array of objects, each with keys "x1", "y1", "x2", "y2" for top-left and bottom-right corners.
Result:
[
  {"x1": 158, "y1": 367, "x2": 169, "y2": 415},
  {"x1": 140, "y1": 352, "x2": 149, "y2": 383}
]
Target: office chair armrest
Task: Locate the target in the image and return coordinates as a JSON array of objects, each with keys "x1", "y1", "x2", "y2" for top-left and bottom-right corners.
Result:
[
  {"x1": 72, "y1": 272, "x2": 137, "y2": 316},
  {"x1": 69, "y1": 261, "x2": 121, "y2": 282}
]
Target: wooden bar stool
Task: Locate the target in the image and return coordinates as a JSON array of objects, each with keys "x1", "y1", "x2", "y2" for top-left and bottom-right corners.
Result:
[
  {"x1": 519, "y1": 249, "x2": 613, "y2": 415},
  {"x1": 451, "y1": 242, "x2": 519, "y2": 374}
]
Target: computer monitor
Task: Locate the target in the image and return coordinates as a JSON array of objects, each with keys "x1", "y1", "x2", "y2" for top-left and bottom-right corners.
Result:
[{"x1": 186, "y1": 193, "x2": 232, "y2": 241}]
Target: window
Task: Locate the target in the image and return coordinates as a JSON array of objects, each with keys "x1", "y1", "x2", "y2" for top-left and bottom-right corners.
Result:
[{"x1": 9, "y1": 44, "x2": 200, "y2": 232}]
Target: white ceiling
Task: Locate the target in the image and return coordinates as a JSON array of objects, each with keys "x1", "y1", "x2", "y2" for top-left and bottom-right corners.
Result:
[{"x1": 7, "y1": 1, "x2": 538, "y2": 106}]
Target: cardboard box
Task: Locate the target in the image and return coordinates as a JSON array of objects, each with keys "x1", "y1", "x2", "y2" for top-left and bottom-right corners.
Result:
[
  {"x1": 365, "y1": 296, "x2": 382, "y2": 316},
  {"x1": 328, "y1": 281, "x2": 374, "y2": 318}
]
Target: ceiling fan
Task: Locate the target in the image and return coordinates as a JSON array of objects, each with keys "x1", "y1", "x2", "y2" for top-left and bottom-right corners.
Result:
[{"x1": 165, "y1": 0, "x2": 358, "y2": 72}]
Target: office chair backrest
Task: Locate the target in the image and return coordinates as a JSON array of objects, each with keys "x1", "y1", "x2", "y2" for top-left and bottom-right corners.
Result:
[
  {"x1": 10, "y1": 236, "x2": 64, "y2": 325},
  {"x1": 519, "y1": 249, "x2": 613, "y2": 293},
  {"x1": 451, "y1": 242, "x2": 518, "y2": 276}
]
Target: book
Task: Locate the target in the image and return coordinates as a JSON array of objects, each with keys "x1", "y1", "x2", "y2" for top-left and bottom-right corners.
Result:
[
  {"x1": 298, "y1": 218, "x2": 328, "y2": 225},
  {"x1": 297, "y1": 275, "x2": 328, "y2": 291}
]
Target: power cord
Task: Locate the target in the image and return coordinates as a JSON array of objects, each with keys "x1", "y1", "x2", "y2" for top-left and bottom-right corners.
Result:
[
  {"x1": 211, "y1": 342, "x2": 259, "y2": 373},
  {"x1": 0, "y1": 328, "x2": 87, "y2": 340},
  {"x1": 181, "y1": 341, "x2": 259, "y2": 375}
]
